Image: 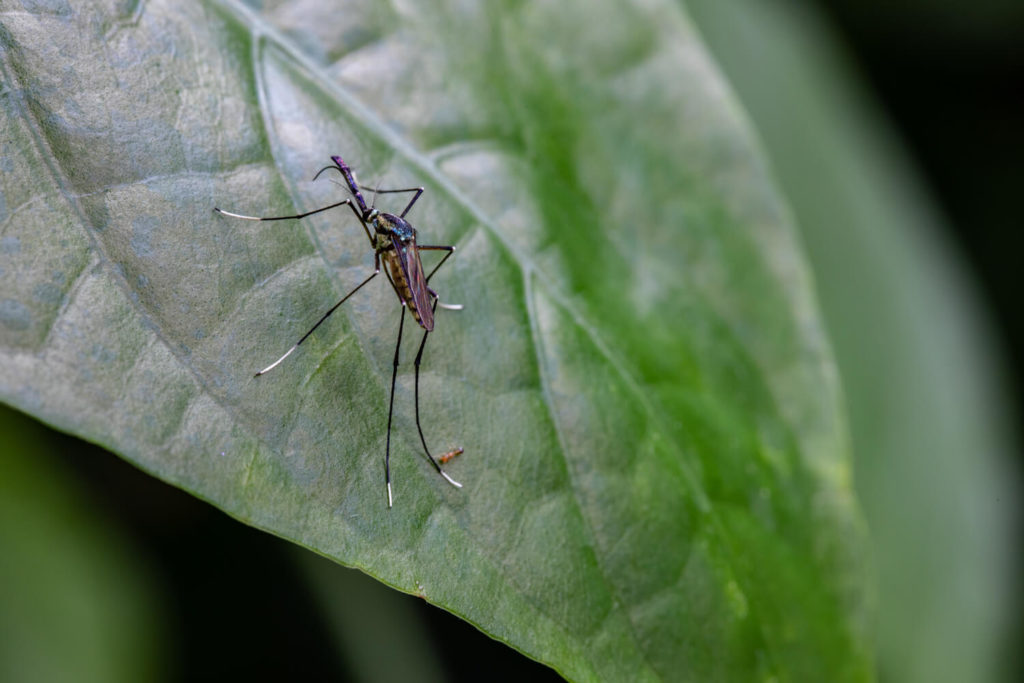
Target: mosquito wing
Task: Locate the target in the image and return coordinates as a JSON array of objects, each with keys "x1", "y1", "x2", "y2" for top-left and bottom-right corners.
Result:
[{"x1": 391, "y1": 233, "x2": 434, "y2": 331}]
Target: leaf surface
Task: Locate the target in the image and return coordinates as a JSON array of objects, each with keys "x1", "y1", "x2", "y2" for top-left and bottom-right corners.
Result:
[{"x1": 0, "y1": 0, "x2": 870, "y2": 678}]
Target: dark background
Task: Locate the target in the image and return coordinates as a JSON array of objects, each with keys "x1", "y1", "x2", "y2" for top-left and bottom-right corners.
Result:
[
  {"x1": 12, "y1": 1, "x2": 1023, "y2": 680},
  {"x1": 818, "y1": 0, "x2": 1024, "y2": 419}
]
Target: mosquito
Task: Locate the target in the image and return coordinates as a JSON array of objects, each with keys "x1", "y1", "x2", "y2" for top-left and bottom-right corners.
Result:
[{"x1": 215, "y1": 155, "x2": 463, "y2": 508}]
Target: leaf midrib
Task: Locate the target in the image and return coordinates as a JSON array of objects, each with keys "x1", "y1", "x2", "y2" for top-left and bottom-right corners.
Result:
[{"x1": 219, "y1": 0, "x2": 748, "y2": 675}]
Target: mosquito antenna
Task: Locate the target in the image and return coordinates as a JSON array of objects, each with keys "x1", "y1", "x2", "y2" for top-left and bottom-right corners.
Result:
[
  {"x1": 371, "y1": 182, "x2": 381, "y2": 210},
  {"x1": 311, "y1": 165, "x2": 343, "y2": 182}
]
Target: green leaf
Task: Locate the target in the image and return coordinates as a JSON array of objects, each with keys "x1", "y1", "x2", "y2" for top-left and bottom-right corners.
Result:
[{"x1": 0, "y1": 0, "x2": 871, "y2": 679}]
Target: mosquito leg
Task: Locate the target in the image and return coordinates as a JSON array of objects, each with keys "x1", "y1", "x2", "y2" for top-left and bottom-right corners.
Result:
[
  {"x1": 416, "y1": 245, "x2": 456, "y2": 283},
  {"x1": 358, "y1": 185, "x2": 424, "y2": 218},
  {"x1": 385, "y1": 305, "x2": 407, "y2": 508},
  {"x1": 214, "y1": 199, "x2": 353, "y2": 223},
  {"x1": 427, "y1": 286, "x2": 462, "y2": 311},
  {"x1": 215, "y1": 199, "x2": 374, "y2": 246},
  {"x1": 418, "y1": 245, "x2": 462, "y2": 309},
  {"x1": 254, "y1": 253, "x2": 382, "y2": 377},
  {"x1": 413, "y1": 297, "x2": 462, "y2": 489}
]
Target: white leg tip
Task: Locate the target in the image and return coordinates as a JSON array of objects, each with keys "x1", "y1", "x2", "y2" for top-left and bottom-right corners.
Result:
[
  {"x1": 440, "y1": 470, "x2": 463, "y2": 488},
  {"x1": 214, "y1": 208, "x2": 262, "y2": 221},
  {"x1": 387, "y1": 482, "x2": 393, "y2": 508},
  {"x1": 254, "y1": 345, "x2": 296, "y2": 377}
]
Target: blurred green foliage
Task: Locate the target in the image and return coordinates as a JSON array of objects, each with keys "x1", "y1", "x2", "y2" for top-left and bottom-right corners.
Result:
[
  {"x1": 688, "y1": 0, "x2": 1020, "y2": 681},
  {"x1": 0, "y1": 406, "x2": 164, "y2": 683}
]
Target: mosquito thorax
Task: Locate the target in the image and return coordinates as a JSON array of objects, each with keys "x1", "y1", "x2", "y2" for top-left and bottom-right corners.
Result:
[{"x1": 371, "y1": 211, "x2": 417, "y2": 242}]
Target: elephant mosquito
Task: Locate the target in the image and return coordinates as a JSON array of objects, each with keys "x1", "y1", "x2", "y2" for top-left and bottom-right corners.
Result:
[{"x1": 215, "y1": 155, "x2": 463, "y2": 507}]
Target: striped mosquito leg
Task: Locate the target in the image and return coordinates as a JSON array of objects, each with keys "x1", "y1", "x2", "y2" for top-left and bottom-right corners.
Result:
[
  {"x1": 385, "y1": 305, "x2": 407, "y2": 508},
  {"x1": 214, "y1": 198, "x2": 374, "y2": 247},
  {"x1": 214, "y1": 199, "x2": 357, "y2": 222},
  {"x1": 254, "y1": 254, "x2": 381, "y2": 377},
  {"x1": 413, "y1": 297, "x2": 462, "y2": 489}
]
